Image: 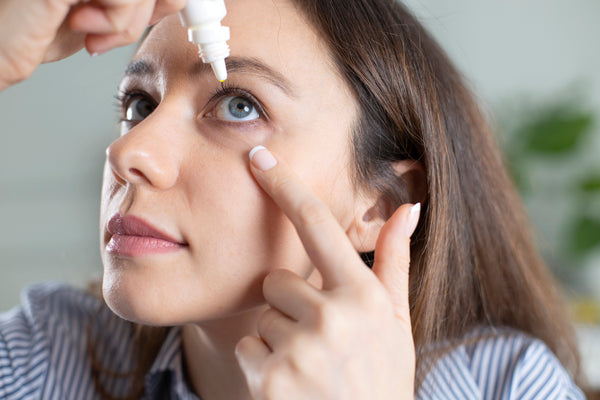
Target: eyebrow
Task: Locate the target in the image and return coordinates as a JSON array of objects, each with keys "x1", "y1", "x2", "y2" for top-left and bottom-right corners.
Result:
[{"x1": 123, "y1": 56, "x2": 296, "y2": 97}]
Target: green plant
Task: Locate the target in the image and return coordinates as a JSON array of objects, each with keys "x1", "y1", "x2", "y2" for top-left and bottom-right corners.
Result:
[{"x1": 498, "y1": 91, "x2": 599, "y2": 267}]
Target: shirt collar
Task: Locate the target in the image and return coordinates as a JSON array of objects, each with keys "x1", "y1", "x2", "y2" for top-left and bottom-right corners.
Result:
[
  {"x1": 149, "y1": 327, "x2": 184, "y2": 374},
  {"x1": 146, "y1": 327, "x2": 201, "y2": 399}
]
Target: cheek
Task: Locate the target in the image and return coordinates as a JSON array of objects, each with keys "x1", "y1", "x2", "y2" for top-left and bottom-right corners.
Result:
[
  {"x1": 267, "y1": 133, "x2": 357, "y2": 226},
  {"x1": 98, "y1": 121, "x2": 353, "y2": 324},
  {"x1": 184, "y1": 155, "x2": 313, "y2": 276},
  {"x1": 150, "y1": 150, "x2": 312, "y2": 316}
]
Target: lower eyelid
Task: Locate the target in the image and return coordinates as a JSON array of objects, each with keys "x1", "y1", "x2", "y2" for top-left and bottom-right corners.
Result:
[{"x1": 208, "y1": 117, "x2": 265, "y2": 128}]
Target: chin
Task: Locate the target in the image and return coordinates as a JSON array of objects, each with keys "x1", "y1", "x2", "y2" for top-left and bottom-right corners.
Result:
[
  {"x1": 103, "y1": 273, "x2": 161, "y2": 325},
  {"x1": 101, "y1": 261, "x2": 267, "y2": 326},
  {"x1": 101, "y1": 264, "x2": 188, "y2": 326}
]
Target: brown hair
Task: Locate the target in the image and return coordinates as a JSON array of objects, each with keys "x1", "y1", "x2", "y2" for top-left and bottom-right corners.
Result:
[
  {"x1": 293, "y1": 0, "x2": 582, "y2": 386},
  {"x1": 91, "y1": 0, "x2": 584, "y2": 397}
]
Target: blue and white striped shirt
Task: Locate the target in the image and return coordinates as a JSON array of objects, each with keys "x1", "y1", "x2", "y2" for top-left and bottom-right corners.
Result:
[{"x1": 0, "y1": 282, "x2": 585, "y2": 399}]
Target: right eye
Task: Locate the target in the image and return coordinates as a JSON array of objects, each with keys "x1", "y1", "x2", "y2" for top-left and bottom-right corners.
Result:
[{"x1": 123, "y1": 94, "x2": 156, "y2": 122}]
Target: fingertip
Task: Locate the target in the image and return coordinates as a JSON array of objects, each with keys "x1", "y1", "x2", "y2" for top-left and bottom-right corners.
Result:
[
  {"x1": 83, "y1": 35, "x2": 111, "y2": 56},
  {"x1": 387, "y1": 203, "x2": 420, "y2": 237},
  {"x1": 249, "y1": 145, "x2": 277, "y2": 171},
  {"x1": 249, "y1": 145, "x2": 266, "y2": 161},
  {"x1": 235, "y1": 335, "x2": 269, "y2": 365},
  {"x1": 234, "y1": 335, "x2": 252, "y2": 359},
  {"x1": 406, "y1": 203, "x2": 421, "y2": 237},
  {"x1": 373, "y1": 203, "x2": 420, "y2": 270}
]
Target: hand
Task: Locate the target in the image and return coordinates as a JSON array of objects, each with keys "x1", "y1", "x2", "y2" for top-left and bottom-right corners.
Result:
[
  {"x1": 235, "y1": 146, "x2": 420, "y2": 400},
  {"x1": 0, "y1": 0, "x2": 186, "y2": 91}
]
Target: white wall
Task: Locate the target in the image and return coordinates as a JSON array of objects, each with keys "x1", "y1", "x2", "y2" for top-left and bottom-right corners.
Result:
[
  {"x1": 403, "y1": 0, "x2": 600, "y2": 109},
  {"x1": 0, "y1": 46, "x2": 136, "y2": 308}
]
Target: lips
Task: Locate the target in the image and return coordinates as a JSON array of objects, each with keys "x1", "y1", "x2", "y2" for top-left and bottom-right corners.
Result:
[{"x1": 106, "y1": 214, "x2": 187, "y2": 257}]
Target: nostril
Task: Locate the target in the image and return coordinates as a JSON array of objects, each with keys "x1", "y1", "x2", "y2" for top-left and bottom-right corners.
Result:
[
  {"x1": 129, "y1": 168, "x2": 145, "y2": 178},
  {"x1": 127, "y1": 168, "x2": 154, "y2": 185}
]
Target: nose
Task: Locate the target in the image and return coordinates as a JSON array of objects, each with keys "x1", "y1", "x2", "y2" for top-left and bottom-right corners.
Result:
[{"x1": 106, "y1": 119, "x2": 181, "y2": 190}]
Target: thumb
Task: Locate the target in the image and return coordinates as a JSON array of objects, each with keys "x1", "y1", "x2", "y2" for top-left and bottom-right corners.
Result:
[{"x1": 371, "y1": 203, "x2": 420, "y2": 321}]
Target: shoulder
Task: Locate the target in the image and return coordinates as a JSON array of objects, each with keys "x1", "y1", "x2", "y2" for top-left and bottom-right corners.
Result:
[
  {"x1": 416, "y1": 327, "x2": 585, "y2": 400},
  {"x1": 0, "y1": 282, "x2": 133, "y2": 399},
  {"x1": 0, "y1": 282, "x2": 102, "y2": 343}
]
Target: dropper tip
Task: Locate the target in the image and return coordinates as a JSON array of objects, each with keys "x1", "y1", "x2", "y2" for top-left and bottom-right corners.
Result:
[{"x1": 211, "y1": 59, "x2": 228, "y2": 82}]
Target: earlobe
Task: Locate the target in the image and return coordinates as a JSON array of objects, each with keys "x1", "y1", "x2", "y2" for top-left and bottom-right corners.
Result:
[{"x1": 346, "y1": 159, "x2": 426, "y2": 253}]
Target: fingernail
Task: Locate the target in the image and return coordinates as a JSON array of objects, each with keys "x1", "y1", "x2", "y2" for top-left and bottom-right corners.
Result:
[
  {"x1": 249, "y1": 145, "x2": 277, "y2": 171},
  {"x1": 406, "y1": 203, "x2": 421, "y2": 237},
  {"x1": 88, "y1": 49, "x2": 106, "y2": 57}
]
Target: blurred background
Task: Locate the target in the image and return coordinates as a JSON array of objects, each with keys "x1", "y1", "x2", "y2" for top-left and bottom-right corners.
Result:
[{"x1": 1, "y1": 0, "x2": 598, "y2": 389}]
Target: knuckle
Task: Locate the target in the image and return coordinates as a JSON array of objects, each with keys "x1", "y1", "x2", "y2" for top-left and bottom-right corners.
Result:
[
  {"x1": 297, "y1": 199, "x2": 329, "y2": 228},
  {"x1": 285, "y1": 336, "x2": 316, "y2": 372},
  {"x1": 256, "y1": 309, "x2": 278, "y2": 336},
  {"x1": 261, "y1": 365, "x2": 287, "y2": 399},
  {"x1": 107, "y1": 13, "x2": 127, "y2": 32},
  {"x1": 121, "y1": 26, "x2": 139, "y2": 42},
  {"x1": 0, "y1": 52, "x2": 35, "y2": 86},
  {"x1": 264, "y1": 269, "x2": 287, "y2": 288},
  {"x1": 312, "y1": 301, "x2": 342, "y2": 333},
  {"x1": 393, "y1": 255, "x2": 411, "y2": 276},
  {"x1": 364, "y1": 286, "x2": 393, "y2": 314},
  {"x1": 354, "y1": 283, "x2": 377, "y2": 304},
  {"x1": 286, "y1": 333, "x2": 309, "y2": 356},
  {"x1": 262, "y1": 270, "x2": 288, "y2": 299},
  {"x1": 270, "y1": 173, "x2": 294, "y2": 197}
]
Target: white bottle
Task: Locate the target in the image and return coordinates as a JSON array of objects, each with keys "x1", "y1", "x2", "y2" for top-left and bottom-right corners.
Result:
[{"x1": 179, "y1": 0, "x2": 230, "y2": 82}]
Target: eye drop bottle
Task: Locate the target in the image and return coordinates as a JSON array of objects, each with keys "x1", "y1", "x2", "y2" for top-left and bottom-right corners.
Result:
[{"x1": 179, "y1": 0, "x2": 230, "y2": 82}]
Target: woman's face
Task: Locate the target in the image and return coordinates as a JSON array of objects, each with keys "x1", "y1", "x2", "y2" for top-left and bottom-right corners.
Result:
[{"x1": 100, "y1": 0, "x2": 361, "y2": 325}]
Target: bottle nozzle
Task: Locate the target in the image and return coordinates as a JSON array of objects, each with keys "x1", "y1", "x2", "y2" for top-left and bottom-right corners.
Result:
[
  {"x1": 179, "y1": 0, "x2": 230, "y2": 82},
  {"x1": 210, "y1": 59, "x2": 228, "y2": 82}
]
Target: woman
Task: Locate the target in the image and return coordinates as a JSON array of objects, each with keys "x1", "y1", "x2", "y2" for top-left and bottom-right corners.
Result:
[{"x1": 0, "y1": 0, "x2": 587, "y2": 399}]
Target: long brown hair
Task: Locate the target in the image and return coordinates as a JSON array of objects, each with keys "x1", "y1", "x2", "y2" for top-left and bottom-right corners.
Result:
[
  {"x1": 294, "y1": 0, "x2": 582, "y2": 386},
  {"x1": 91, "y1": 0, "x2": 584, "y2": 397}
]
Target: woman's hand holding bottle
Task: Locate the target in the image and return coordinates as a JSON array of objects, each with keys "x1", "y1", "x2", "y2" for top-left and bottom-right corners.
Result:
[
  {"x1": 237, "y1": 146, "x2": 419, "y2": 400},
  {"x1": 0, "y1": 0, "x2": 186, "y2": 92}
]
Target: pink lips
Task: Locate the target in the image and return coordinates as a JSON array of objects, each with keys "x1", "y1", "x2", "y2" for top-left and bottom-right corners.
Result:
[{"x1": 106, "y1": 214, "x2": 187, "y2": 257}]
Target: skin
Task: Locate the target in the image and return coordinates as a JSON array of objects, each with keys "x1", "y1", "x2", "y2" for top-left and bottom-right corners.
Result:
[
  {"x1": 236, "y1": 149, "x2": 418, "y2": 400},
  {"x1": 0, "y1": 0, "x2": 419, "y2": 398},
  {"x1": 100, "y1": 3, "x2": 419, "y2": 397},
  {"x1": 101, "y1": 3, "x2": 365, "y2": 325}
]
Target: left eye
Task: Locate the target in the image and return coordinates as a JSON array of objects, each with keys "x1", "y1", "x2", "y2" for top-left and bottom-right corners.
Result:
[
  {"x1": 213, "y1": 96, "x2": 260, "y2": 122},
  {"x1": 124, "y1": 95, "x2": 156, "y2": 122}
]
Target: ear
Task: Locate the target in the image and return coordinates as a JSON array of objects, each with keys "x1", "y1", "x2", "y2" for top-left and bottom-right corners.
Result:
[{"x1": 346, "y1": 159, "x2": 426, "y2": 252}]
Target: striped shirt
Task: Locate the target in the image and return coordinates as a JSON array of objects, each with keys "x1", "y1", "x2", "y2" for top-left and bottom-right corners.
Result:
[{"x1": 0, "y1": 282, "x2": 585, "y2": 399}]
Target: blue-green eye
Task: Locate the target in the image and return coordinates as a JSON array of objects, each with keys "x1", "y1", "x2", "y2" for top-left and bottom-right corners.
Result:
[
  {"x1": 214, "y1": 96, "x2": 260, "y2": 122},
  {"x1": 125, "y1": 95, "x2": 156, "y2": 122}
]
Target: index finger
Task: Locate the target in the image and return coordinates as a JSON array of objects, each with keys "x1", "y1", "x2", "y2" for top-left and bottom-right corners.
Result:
[{"x1": 248, "y1": 146, "x2": 370, "y2": 289}]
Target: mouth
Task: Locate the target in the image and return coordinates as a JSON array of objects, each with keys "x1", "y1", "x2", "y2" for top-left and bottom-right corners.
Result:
[{"x1": 106, "y1": 213, "x2": 188, "y2": 257}]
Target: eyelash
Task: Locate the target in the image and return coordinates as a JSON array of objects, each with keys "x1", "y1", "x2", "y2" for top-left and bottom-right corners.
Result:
[{"x1": 113, "y1": 84, "x2": 269, "y2": 124}]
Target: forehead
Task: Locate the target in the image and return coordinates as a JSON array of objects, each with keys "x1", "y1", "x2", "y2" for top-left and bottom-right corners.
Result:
[{"x1": 137, "y1": 0, "x2": 335, "y2": 90}]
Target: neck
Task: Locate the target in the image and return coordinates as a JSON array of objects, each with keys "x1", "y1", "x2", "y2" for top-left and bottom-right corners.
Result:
[{"x1": 182, "y1": 306, "x2": 267, "y2": 400}]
